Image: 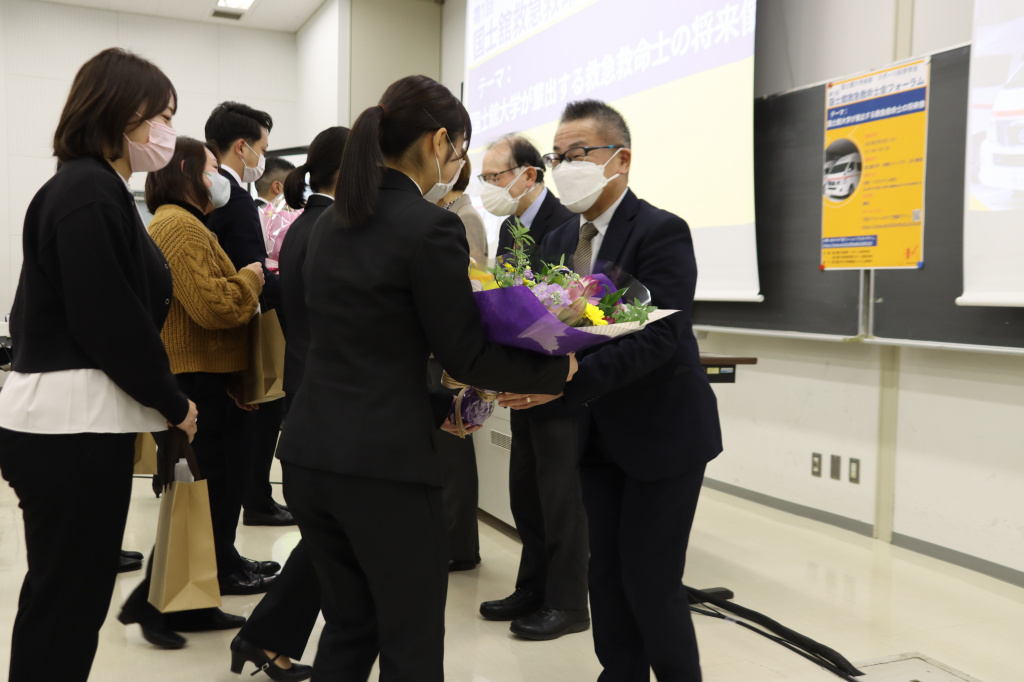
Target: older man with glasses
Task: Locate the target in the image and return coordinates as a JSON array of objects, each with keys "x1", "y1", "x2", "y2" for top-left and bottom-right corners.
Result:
[{"x1": 476, "y1": 134, "x2": 590, "y2": 641}]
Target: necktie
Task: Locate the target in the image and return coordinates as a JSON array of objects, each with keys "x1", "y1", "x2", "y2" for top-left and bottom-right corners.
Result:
[{"x1": 574, "y1": 222, "x2": 598, "y2": 276}]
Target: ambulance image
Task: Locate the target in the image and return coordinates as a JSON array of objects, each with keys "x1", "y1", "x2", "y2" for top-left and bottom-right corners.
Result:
[
  {"x1": 824, "y1": 153, "x2": 862, "y2": 200},
  {"x1": 978, "y1": 62, "x2": 1024, "y2": 192}
]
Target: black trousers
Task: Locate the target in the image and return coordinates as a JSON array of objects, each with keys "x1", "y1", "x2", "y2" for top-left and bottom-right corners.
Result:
[
  {"x1": 0, "y1": 429, "x2": 135, "y2": 682},
  {"x1": 238, "y1": 540, "x2": 323, "y2": 661},
  {"x1": 426, "y1": 359, "x2": 479, "y2": 562},
  {"x1": 283, "y1": 463, "x2": 448, "y2": 682},
  {"x1": 579, "y1": 436, "x2": 706, "y2": 682},
  {"x1": 242, "y1": 397, "x2": 284, "y2": 513},
  {"x1": 176, "y1": 372, "x2": 249, "y2": 578},
  {"x1": 509, "y1": 410, "x2": 589, "y2": 610}
]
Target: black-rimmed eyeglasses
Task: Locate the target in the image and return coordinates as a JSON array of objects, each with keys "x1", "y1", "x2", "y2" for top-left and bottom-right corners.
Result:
[
  {"x1": 477, "y1": 167, "x2": 522, "y2": 185},
  {"x1": 542, "y1": 145, "x2": 623, "y2": 167}
]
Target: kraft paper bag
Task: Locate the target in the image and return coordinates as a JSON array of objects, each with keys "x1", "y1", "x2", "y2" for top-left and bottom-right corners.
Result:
[
  {"x1": 239, "y1": 309, "x2": 286, "y2": 405},
  {"x1": 132, "y1": 432, "x2": 158, "y2": 475},
  {"x1": 148, "y1": 431, "x2": 222, "y2": 613}
]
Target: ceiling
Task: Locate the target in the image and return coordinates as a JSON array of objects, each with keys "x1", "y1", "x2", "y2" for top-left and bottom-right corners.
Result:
[{"x1": 37, "y1": 0, "x2": 328, "y2": 33}]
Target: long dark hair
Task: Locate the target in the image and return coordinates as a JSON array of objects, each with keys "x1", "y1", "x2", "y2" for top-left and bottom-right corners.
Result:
[
  {"x1": 335, "y1": 75, "x2": 470, "y2": 227},
  {"x1": 284, "y1": 126, "x2": 350, "y2": 210},
  {"x1": 54, "y1": 48, "x2": 177, "y2": 165}
]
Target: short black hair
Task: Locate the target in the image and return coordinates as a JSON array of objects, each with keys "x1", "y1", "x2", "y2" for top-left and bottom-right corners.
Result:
[
  {"x1": 560, "y1": 100, "x2": 631, "y2": 148},
  {"x1": 204, "y1": 101, "x2": 273, "y2": 156},
  {"x1": 488, "y1": 134, "x2": 545, "y2": 183},
  {"x1": 255, "y1": 156, "x2": 295, "y2": 194}
]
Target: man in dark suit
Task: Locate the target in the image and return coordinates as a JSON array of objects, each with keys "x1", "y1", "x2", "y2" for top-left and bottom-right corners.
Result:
[
  {"x1": 202, "y1": 103, "x2": 290, "y2": 595},
  {"x1": 478, "y1": 135, "x2": 591, "y2": 641},
  {"x1": 502, "y1": 100, "x2": 723, "y2": 681}
]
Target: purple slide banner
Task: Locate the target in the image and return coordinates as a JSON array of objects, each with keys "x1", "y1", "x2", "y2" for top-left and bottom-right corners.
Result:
[{"x1": 466, "y1": 0, "x2": 756, "y2": 141}]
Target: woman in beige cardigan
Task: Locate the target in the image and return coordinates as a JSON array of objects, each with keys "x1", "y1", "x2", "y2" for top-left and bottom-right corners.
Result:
[
  {"x1": 438, "y1": 158, "x2": 488, "y2": 264},
  {"x1": 118, "y1": 136, "x2": 272, "y2": 649}
]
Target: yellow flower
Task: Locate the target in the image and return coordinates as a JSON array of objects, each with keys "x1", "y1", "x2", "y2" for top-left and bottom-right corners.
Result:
[{"x1": 584, "y1": 304, "x2": 608, "y2": 326}]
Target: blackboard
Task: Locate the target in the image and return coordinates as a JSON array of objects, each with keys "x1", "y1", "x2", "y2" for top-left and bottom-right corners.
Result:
[
  {"x1": 692, "y1": 81, "x2": 862, "y2": 336},
  {"x1": 695, "y1": 45, "x2": 1024, "y2": 349},
  {"x1": 871, "y1": 46, "x2": 1024, "y2": 348}
]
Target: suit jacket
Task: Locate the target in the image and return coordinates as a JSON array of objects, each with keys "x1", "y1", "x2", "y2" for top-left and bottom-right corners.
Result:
[
  {"x1": 539, "y1": 189, "x2": 722, "y2": 481},
  {"x1": 278, "y1": 194, "x2": 333, "y2": 396},
  {"x1": 206, "y1": 169, "x2": 281, "y2": 311},
  {"x1": 496, "y1": 188, "x2": 576, "y2": 259},
  {"x1": 275, "y1": 169, "x2": 570, "y2": 487}
]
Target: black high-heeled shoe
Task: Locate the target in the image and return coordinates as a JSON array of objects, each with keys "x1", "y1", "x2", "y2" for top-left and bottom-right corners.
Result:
[{"x1": 230, "y1": 635, "x2": 312, "y2": 681}]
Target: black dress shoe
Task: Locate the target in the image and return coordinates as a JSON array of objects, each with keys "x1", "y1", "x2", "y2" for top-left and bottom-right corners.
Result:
[
  {"x1": 480, "y1": 588, "x2": 544, "y2": 621},
  {"x1": 230, "y1": 635, "x2": 313, "y2": 681},
  {"x1": 120, "y1": 549, "x2": 144, "y2": 561},
  {"x1": 449, "y1": 556, "x2": 481, "y2": 572},
  {"x1": 117, "y1": 555, "x2": 143, "y2": 573},
  {"x1": 118, "y1": 608, "x2": 186, "y2": 649},
  {"x1": 165, "y1": 607, "x2": 246, "y2": 632},
  {"x1": 242, "y1": 503, "x2": 295, "y2": 527},
  {"x1": 220, "y1": 569, "x2": 277, "y2": 596},
  {"x1": 510, "y1": 608, "x2": 590, "y2": 640},
  {"x1": 242, "y1": 556, "x2": 281, "y2": 576}
]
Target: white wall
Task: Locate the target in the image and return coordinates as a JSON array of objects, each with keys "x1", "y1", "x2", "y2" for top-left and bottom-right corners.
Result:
[
  {"x1": 440, "y1": 0, "x2": 468, "y2": 99},
  {"x1": 296, "y1": 0, "x2": 352, "y2": 140},
  {"x1": 348, "y1": 0, "x2": 441, "y2": 121},
  {"x1": 0, "y1": 0, "x2": 301, "y2": 317}
]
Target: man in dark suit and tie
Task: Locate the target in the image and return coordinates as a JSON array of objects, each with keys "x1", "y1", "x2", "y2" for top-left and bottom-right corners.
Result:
[
  {"x1": 501, "y1": 100, "x2": 723, "y2": 681},
  {"x1": 477, "y1": 135, "x2": 591, "y2": 640},
  {"x1": 203, "y1": 103, "x2": 292, "y2": 592}
]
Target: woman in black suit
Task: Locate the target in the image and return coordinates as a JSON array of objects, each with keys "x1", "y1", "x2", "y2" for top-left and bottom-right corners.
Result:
[
  {"x1": 275, "y1": 75, "x2": 576, "y2": 681},
  {"x1": 229, "y1": 125, "x2": 349, "y2": 681},
  {"x1": 0, "y1": 49, "x2": 197, "y2": 682}
]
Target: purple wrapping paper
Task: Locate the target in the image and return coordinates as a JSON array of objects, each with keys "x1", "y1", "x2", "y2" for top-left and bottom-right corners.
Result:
[
  {"x1": 458, "y1": 389, "x2": 496, "y2": 428},
  {"x1": 474, "y1": 285, "x2": 618, "y2": 356}
]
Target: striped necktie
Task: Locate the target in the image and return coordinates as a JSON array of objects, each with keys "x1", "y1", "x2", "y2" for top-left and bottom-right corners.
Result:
[{"x1": 573, "y1": 222, "x2": 598, "y2": 276}]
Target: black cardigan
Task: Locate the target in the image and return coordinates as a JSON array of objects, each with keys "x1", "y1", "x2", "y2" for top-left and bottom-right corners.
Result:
[{"x1": 8, "y1": 157, "x2": 190, "y2": 425}]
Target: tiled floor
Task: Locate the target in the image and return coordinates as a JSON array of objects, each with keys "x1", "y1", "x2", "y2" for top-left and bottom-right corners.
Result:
[{"x1": 0, "y1": 473, "x2": 1020, "y2": 681}]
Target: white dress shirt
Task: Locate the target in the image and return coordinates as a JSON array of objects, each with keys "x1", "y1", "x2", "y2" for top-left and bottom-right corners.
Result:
[{"x1": 578, "y1": 187, "x2": 628, "y2": 273}]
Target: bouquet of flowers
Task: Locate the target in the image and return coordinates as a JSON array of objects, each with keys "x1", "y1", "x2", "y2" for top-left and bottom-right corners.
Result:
[
  {"x1": 444, "y1": 219, "x2": 677, "y2": 435},
  {"x1": 259, "y1": 201, "x2": 303, "y2": 273}
]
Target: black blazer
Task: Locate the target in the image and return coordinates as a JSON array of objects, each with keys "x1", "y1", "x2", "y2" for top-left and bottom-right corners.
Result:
[
  {"x1": 206, "y1": 170, "x2": 281, "y2": 311},
  {"x1": 539, "y1": 189, "x2": 722, "y2": 481},
  {"x1": 276, "y1": 169, "x2": 570, "y2": 486},
  {"x1": 496, "y1": 188, "x2": 576, "y2": 259},
  {"x1": 8, "y1": 157, "x2": 189, "y2": 424},
  {"x1": 278, "y1": 194, "x2": 333, "y2": 396}
]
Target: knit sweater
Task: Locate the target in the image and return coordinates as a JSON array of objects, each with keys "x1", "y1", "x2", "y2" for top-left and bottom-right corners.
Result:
[{"x1": 148, "y1": 204, "x2": 263, "y2": 374}]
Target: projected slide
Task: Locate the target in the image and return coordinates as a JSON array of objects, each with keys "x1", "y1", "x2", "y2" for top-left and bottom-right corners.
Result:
[
  {"x1": 960, "y1": 1, "x2": 1024, "y2": 306},
  {"x1": 464, "y1": 0, "x2": 760, "y2": 302}
]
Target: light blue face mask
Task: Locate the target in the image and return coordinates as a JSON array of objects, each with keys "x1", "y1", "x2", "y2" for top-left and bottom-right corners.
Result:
[{"x1": 206, "y1": 171, "x2": 231, "y2": 208}]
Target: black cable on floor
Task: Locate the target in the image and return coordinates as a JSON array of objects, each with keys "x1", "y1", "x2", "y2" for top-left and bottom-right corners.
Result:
[{"x1": 687, "y1": 586, "x2": 864, "y2": 680}]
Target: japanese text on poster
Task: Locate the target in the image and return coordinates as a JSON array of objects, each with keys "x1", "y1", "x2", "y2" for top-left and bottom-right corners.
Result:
[{"x1": 821, "y1": 59, "x2": 930, "y2": 270}]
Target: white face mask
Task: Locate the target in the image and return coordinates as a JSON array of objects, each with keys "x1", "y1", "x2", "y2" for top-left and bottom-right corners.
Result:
[
  {"x1": 206, "y1": 171, "x2": 231, "y2": 209},
  {"x1": 423, "y1": 136, "x2": 465, "y2": 203},
  {"x1": 242, "y1": 141, "x2": 266, "y2": 184},
  {"x1": 479, "y1": 167, "x2": 539, "y2": 217},
  {"x1": 551, "y1": 148, "x2": 623, "y2": 213}
]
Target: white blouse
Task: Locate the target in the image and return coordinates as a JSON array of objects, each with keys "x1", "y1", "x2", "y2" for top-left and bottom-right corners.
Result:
[{"x1": 0, "y1": 369, "x2": 168, "y2": 435}]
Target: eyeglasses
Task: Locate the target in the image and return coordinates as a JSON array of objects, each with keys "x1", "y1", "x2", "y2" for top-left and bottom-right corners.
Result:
[
  {"x1": 478, "y1": 166, "x2": 522, "y2": 185},
  {"x1": 542, "y1": 145, "x2": 623, "y2": 168}
]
